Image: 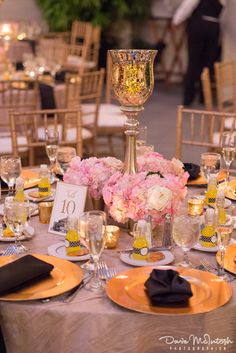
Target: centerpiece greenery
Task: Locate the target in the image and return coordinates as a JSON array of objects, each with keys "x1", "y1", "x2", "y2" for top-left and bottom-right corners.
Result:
[{"x1": 37, "y1": 0, "x2": 150, "y2": 31}]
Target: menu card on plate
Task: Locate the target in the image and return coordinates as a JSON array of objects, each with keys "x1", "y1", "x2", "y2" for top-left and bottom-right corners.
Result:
[{"x1": 49, "y1": 182, "x2": 87, "y2": 236}]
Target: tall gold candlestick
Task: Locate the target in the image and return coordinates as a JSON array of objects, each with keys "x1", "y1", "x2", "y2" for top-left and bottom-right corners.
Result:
[{"x1": 109, "y1": 50, "x2": 157, "y2": 174}]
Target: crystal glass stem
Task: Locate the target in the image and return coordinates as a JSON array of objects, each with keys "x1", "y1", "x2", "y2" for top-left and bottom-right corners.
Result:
[
  {"x1": 218, "y1": 247, "x2": 226, "y2": 278},
  {"x1": 182, "y1": 250, "x2": 190, "y2": 267}
]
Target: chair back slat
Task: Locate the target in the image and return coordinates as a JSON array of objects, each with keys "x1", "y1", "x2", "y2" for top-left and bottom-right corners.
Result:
[
  {"x1": 176, "y1": 106, "x2": 236, "y2": 159},
  {"x1": 8, "y1": 108, "x2": 82, "y2": 165}
]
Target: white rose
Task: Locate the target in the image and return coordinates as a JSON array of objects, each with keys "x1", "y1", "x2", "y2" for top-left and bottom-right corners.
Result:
[
  {"x1": 171, "y1": 158, "x2": 184, "y2": 175},
  {"x1": 147, "y1": 185, "x2": 172, "y2": 211},
  {"x1": 103, "y1": 157, "x2": 123, "y2": 170}
]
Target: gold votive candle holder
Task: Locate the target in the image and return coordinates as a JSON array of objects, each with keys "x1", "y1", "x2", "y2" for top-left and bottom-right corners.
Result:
[
  {"x1": 38, "y1": 202, "x2": 54, "y2": 224},
  {"x1": 188, "y1": 198, "x2": 204, "y2": 216},
  {"x1": 105, "y1": 225, "x2": 120, "y2": 249}
]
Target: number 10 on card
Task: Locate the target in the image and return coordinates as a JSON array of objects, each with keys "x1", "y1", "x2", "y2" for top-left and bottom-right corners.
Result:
[{"x1": 49, "y1": 182, "x2": 87, "y2": 235}]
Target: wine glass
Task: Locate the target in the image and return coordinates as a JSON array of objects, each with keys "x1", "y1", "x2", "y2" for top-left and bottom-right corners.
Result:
[
  {"x1": 222, "y1": 132, "x2": 236, "y2": 183},
  {"x1": 78, "y1": 212, "x2": 94, "y2": 271},
  {"x1": 57, "y1": 147, "x2": 76, "y2": 175},
  {"x1": 215, "y1": 206, "x2": 235, "y2": 281},
  {"x1": 172, "y1": 213, "x2": 200, "y2": 267},
  {"x1": 136, "y1": 125, "x2": 147, "y2": 148},
  {"x1": 0, "y1": 156, "x2": 22, "y2": 195},
  {"x1": 83, "y1": 211, "x2": 107, "y2": 292},
  {"x1": 45, "y1": 128, "x2": 59, "y2": 183},
  {"x1": 4, "y1": 199, "x2": 29, "y2": 254},
  {"x1": 200, "y1": 152, "x2": 221, "y2": 183}
]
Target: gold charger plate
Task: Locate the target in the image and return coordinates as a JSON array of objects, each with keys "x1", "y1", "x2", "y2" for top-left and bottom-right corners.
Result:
[
  {"x1": 218, "y1": 180, "x2": 236, "y2": 201},
  {"x1": 106, "y1": 266, "x2": 232, "y2": 315},
  {"x1": 187, "y1": 170, "x2": 227, "y2": 186},
  {"x1": 0, "y1": 254, "x2": 83, "y2": 301},
  {"x1": 216, "y1": 244, "x2": 236, "y2": 275}
]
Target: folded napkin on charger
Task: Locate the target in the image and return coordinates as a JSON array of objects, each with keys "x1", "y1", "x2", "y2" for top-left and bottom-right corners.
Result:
[
  {"x1": 144, "y1": 269, "x2": 193, "y2": 306},
  {"x1": 0, "y1": 255, "x2": 54, "y2": 296},
  {"x1": 183, "y1": 163, "x2": 200, "y2": 180}
]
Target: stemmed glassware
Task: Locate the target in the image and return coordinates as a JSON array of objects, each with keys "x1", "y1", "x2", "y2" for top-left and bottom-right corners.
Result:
[
  {"x1": 200, "y1": 152, "x2": 221, "y2": 183},
  {"x1": 215, "y1": 206, "x2": 235, "y2": 281},
  {"x1": 45, "y1": 128, "x2": 59, "y2": 183},
  {"x1": 81, "y1": 211, "x2": 107, "y2": 292},
  {"x1": 4, "y1": 198, "x2": 29, "y2": 254},
  {"x1": 172, "y1": 212, "x2": 200, "y2": 267},
  {"x1": 0, "y1": 156, "x2": 22, "y2": 195},
  {"x1": 221, "y1": 132, "x2": 236, "y2": 183},
  {"x1": 79, "y1": 213, "x2": 94, "y2": 271}
]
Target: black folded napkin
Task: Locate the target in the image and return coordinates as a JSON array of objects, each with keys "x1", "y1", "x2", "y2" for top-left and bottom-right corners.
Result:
[
  {"x1": 0, "y1": 178, "x2": 8, "y2": 189},
  {"x1": 55, "y1": 70, "x2": 66, "y2": 83},
  {"x1": 39, "y1": 83, "x2": 56, "y2": 110},
  {"x1": 183, "y1": 163, "x2": 200, "y2": 180},
  {"x1": 144, "y1": 269, "x2": 193, "y2": 306},
  {"x1": 0, "y1": 255, "x2": 54, "y2": 296}
]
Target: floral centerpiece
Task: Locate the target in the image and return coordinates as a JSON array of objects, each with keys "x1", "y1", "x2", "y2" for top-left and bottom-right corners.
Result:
[
  {"x1": 63, "y1": 152, "x2": 188, "y2": 226},
  {"x1": 63, "y1": 156, "x2": 123, "y2": 200},
  {"x1": 103, "y1": 152, "x2": 189, "y2": 225}
]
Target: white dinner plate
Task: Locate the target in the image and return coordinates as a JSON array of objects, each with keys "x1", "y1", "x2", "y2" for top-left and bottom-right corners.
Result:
[
  {"x1": 48, "y1": 242, "x2": 90, "y2": 262},
  {"x1": 24, "y1": 188, "x2": 55, "y2": 202},
  {"x1": 193, "y1": 238, "x2": 236, "y2": 253},
  {"x1": 0, "y1": 224, "x2": 35, "y2": 242},
  {"x1": 120, "y1": 250, "x2": 174, "y2": 267},
  {"x1": 0, "y1": 202, "x2": 38, "y2": 217}
]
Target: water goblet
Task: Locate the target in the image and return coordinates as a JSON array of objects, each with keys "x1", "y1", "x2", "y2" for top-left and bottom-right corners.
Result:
[
  {"x1": 0, "y1": 155, "x2": 22, "y2": 195},
  {"x1": 221, "y1": 132, "x2": 236, "y2": 183},
  {"x1": 172, "y1": 213, "x2": 200, "y2": 267},
  {"x1": 45, "y1": 128, "x2": 59, "y2": 183},
  {"x1": 83, "y1": 211, "x2": 107, "y2": 292},
  {"x1": 79, "y1": 213, "x2": 94, "y2": 271},
  {"x1": 200, "y1": 152, "x2": 221, "y2": 183},
  {"x1": 215, "y1": 206, "x2": 235, "y2": 281},
  {"x1": 57, "y1": 147, "x2": 76, "y2": 175},
  {"x1": 4, "y1": 199, "x2": 29, "y2": 254}
]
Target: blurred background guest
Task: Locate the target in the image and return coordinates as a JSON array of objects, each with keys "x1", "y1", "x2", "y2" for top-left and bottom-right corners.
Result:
[{"x1": 173, "y1": 0, "x2": 225, "y2": 106}]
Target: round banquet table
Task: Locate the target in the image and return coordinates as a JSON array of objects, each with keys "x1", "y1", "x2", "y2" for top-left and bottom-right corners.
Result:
[{"x1": 0, "y1": 186, "x2": 235, "y2": 353}]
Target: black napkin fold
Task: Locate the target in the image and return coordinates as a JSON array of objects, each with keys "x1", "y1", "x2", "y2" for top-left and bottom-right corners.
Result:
[
  {"x1": 0, "y1": 178, "x2": 8, "y2": 189},
  {"x1": 0, "y1": 255, "x2": 54, "y2": 296},
  {"x1": 183, "y1": 163, "x2": 200, "y2": 180},
  {"x1": 144, "y1": 269, "x2": 193, "y2": 306},
  {"x1": 39, "y1": 83, "x2": 56, "y2": 110}
]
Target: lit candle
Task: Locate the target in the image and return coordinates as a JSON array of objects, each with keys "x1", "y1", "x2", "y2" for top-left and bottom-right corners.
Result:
[
  {"x1": 188, "y1": 197, "x2": 205, "y2": 216},
  {"x1": 105, "y1": 226, "x2": 120, "y2": 249}
]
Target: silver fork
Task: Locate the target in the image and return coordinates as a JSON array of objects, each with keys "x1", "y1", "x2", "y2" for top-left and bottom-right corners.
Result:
[
  {"x1": 201, "y1": 258, "x2": 236, "y2": 281},
  {"x1": 1, "y1": 245, "x2": 18, "y2": 256},
  {"x1": 97, "y1": 261, "x2": 117, "y2": 280},
  {"x1": 201, "y1": 258, "x2": 218, "y2": 273}
]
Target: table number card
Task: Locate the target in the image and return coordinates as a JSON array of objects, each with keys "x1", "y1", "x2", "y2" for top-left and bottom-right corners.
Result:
[{"x1": 49, "y1": 182, "x2": 87, "y2": 236}]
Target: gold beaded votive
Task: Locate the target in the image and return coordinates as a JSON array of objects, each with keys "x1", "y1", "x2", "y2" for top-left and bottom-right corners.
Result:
[
  {"x1": 188, "y1": 198, "x2": 205, "y2": 216},
  {"x1": 105, "y1": 226, "x2": 120, "y2": 249},
  {"x1": 38, "y1": 202, "x2": 54, "y2": 224}
]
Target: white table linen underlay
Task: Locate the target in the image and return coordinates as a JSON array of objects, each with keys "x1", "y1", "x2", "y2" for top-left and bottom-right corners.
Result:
[{"x1": 0, "y1": 188, "x2": 235, "y2": 353}]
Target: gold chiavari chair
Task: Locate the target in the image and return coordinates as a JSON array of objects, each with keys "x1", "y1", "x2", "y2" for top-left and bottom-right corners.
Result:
[
  {"x1": 176, "y1": 105, "x2": 236, "y2": 159},
  {"x1": 214, "y1": 60, "x2": 236, "y2": 113},
  {"x1": 9, "y1": 108, "x2": 83, "y2": 166},
  {"x1": 36, "y1": 38, "x2": 67, "y2": 65},
  {"x1": 201, "y1": 67, "x2": 213, "y2": 111},
  {"x1": 70, "y1": 21, "x2": 92, "y2": 47},
  {"x1": 0, "y1": 79, "x2": 39, "y2": 155},
  {"x1": 64, "y1": 69, "x2": 105, "y2": 155}
]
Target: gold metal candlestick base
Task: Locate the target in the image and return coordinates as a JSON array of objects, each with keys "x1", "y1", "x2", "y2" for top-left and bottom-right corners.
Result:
[{"x1": 109, "y1": 49, "x2": 157, "y2": 174}]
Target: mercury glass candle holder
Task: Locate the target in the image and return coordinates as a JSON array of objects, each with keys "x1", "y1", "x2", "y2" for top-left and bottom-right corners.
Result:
[{"x1": 109, "y1": 49, "x2": 157, "y2": 174}]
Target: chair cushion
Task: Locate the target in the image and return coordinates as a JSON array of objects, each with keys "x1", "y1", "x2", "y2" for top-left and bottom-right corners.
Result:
[
  {"x1": 224, "y1": 117, "x2": 235, "y2": 130},
  {"x1": 0, "y1": 136, "x2": 28, "y2": 154},
  {"x1": 66, "y1": 127, "x2": 92, "y2": 141},
  {"x1": 81, "y1": 103, "x2": 126, "y2": 127}
]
